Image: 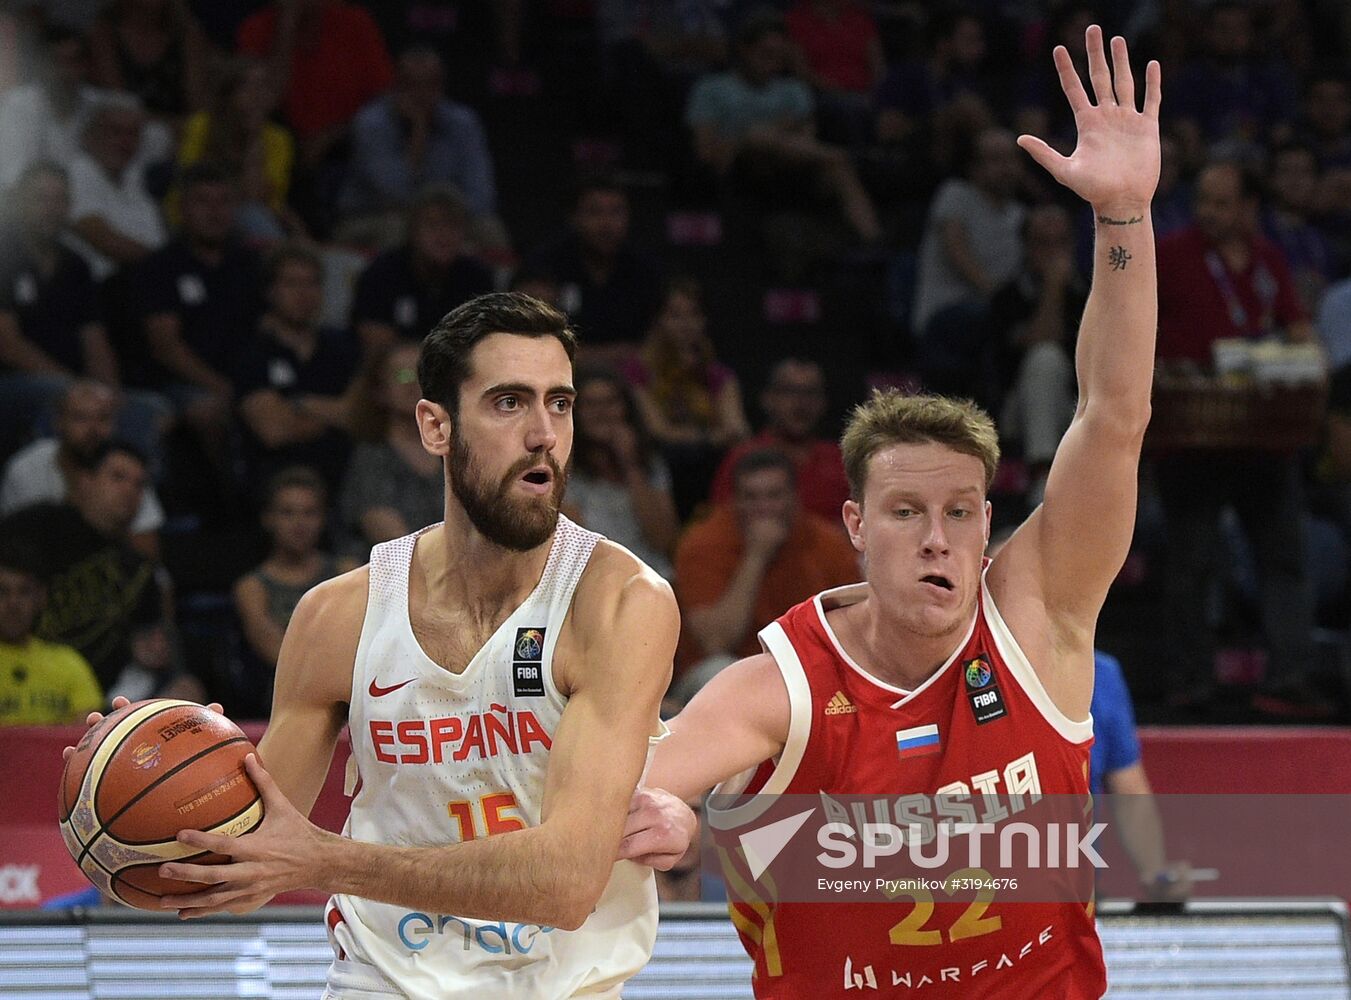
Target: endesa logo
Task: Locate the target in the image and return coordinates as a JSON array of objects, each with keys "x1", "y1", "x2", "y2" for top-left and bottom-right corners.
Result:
[
  {"x1": 370, "y1": 705, "x2": 552, "y2": 764},
  {"x1": 397, "y1": 912, "x2": 556, "y2": 955}
]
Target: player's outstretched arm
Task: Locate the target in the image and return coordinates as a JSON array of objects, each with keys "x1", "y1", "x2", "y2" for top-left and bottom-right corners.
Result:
[
  {"x1": 615, "y1": 654, "x2": 790, "y2": 868},
  {"x1": 992, "y1": 27, "x2": 1160, "y2": 713},
  {"x1": 163, "y1": 549, "x2": 676, "y2": 929},
  {"x1": 647, "y1": 654, "x2": 790, "y2": 802}
]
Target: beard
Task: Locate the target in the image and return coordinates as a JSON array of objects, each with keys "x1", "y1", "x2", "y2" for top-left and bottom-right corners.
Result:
[{"x1": 448, "y1": 428, "x2": 568, "y2": 552}]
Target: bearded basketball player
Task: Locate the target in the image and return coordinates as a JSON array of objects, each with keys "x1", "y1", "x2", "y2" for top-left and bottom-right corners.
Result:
[
  {"x1": 623, "y1": 26, "x2": 1161, "y2": 999},
  {"x1": 142, "y1": 293, "x2": 678, "y2": 998}
]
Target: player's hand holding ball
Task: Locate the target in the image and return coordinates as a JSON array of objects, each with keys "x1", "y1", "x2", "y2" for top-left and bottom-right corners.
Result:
[
  {"x1": 61, "y1": 697, "x2": 330, "y2": 916},
  {"x1": 59, "y1": 697, "x2": 264, "y2": 910}
]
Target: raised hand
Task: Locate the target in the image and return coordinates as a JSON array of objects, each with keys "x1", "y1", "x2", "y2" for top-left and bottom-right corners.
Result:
[{"x1": 1018, "y1": 26, "x2": 1161, "y2": 212}]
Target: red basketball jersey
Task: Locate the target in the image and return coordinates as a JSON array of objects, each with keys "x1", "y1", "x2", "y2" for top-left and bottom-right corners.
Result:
[{"x1": 712, "y1": 575, "x2": 1107, "y2": 999}]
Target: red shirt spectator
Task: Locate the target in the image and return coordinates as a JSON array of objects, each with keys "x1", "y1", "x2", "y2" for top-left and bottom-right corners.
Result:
[
  {"x1": 711, "y1": 433, "x2": 848, "y2": 523},
  {"x1": 675, "y1": 449, "x2": 858, "y2": 671},
  {"x1": 238, "y1": 1, "x2": 393, "y2": 140},
  {"x1": 1157, "y1": 226, "x2": 1305, "y2": 363},
  {"x1": 710, "y1": 359, "x2": 848, "y2": 523},
  {"x1": 1156, "y1": 163, "x2": 1311, "y2": 365},
  {"x1": 785, "y1": 0, "x2": 882, "y2": 95}
]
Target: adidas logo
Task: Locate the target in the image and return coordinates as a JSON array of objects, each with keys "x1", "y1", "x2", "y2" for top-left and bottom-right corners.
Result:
[{"x1": 824, "y1": 691, "x2": 857, "y2": 716}]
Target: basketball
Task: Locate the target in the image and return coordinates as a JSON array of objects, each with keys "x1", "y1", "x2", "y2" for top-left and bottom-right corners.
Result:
[{"x1": 57, "y1": 699, "x2": 265, "y2": 910}]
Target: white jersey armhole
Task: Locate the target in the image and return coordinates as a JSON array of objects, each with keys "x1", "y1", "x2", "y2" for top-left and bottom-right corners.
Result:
[
  {"x1": 707, "y1": 621, "x2": 812, "y2": 826},
  {"x1": 979, "y1": 569, "x2": 1093, "y2": 745}
]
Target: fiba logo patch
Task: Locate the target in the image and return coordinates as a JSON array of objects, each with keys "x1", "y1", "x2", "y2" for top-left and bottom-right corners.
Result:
[
  {"x1": 513, "y1": 627, "x2": 547, "y2": 697},
  {"x1": 964, "y1": 655, "x2": 993, "y2": 690},
  {"x1": 515, "y1": 628, "x2": 545, "y2": 662},
  {"x1": 963, "y1": 653, "x2": 1007, "y2": 724}
]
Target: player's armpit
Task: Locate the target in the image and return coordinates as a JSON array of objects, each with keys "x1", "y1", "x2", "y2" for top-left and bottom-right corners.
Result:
[
  {"x1": 257, "y1": 566, "x2": 366, "y2": 817},
  {"x1": 646, "y1": 653, "x2": 790, "y2": 802}
]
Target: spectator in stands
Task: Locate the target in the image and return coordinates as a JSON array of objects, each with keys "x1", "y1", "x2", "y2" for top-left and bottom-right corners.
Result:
[
  {"x1": 1263, "y1": 142, "x2": 1335, "y2": 312},
  {"x1": 685, "y1": 12, "x2": 881, "y2": 243},
  {"x1": 0, "y1": 553, "x2": 102, "y2": 725},
  {"x1": 350, "y1": 186, "x2": 494, "y2": 353},
  {"x1": 673, "y1": 448, "x2": 858, "y2": 692},
  {"x1": 911, "y1": 127, "x2": 1025, "y2": 402},
  {"x1": 875, "y1": 8, "x2": 995, "y2": 158},
  {"x1": 340, "y1": 342, "x2": 443, "y2": 553},
  {"x1": 237, "y1": 0, "x2": 393, "y2": 170},
  {"x1": 67, "y1": 95, "x2": 168, "y2": 281},
  {"x1": 565, "y1": 366, "x2": 678, "y2": 580},
  {"x1": 0, "y1": 163, "x2": 113, "y2": 420},
  {"x1": 988, "y1": 204, "x2": 1087, "y2": 510},
  {"x1": 137, "y1": 162, "x2": 263, "y2": 457},
  {"x1": 0, "y1": 441, "x2": 164, "y2": 692},
  {"x1": 1318, "y1": 273, "x2": 1351, "y2": 376},
  {"x1": 785, "y1": 0, "x2": 884, "y2": 146},
  {"x1": 986, "y1": 528, "x2": 1193, "y2": 899},
  {"x1": 0, "y1": 27, "x2": 101, "y2": 188},
  {"x1": 524, "y1": 175, "x2": 664, "y2": 361},
  {"x1": 509, "y1": 265, "x2": 562, "y2": 309},
  {"x1": 596, "y1": 0, "x2": 727, "y2": 168},
  {"x1": 1090, "y1": 646, "x2": 1194, "y2": 901},
  {"x1": 1155, "y1": 161, "x2": 1325, "y2": 718},
  {"x1": 1298, "y1": 73, "x2": 1351, "y2": 169},
  {"x1": 236, "y1": 243, "x2": 359, "y2": 493},
  {"x1": 88, "y1": 0, "x2": 209, "y2": 125},
  {"x1": 0, "y1": 380, "x2": 164, "y2": 559},
  {"x1": 105, "y1": 620, "x2": 204, "y2": 705},
  {"x1": 234, "y1": 467, "x2": 348, "y2": 714},
  {"x1": 0, "y1": 163, "x2": 168, "y2": 458},
  {"x1": 340, "y1": 46, "x2": 502, "y2": 249},
  {"x1": 175, "y1": 57, "x2": 298, "y2": 242},
  {"x1": 625, "y1": 277, "x2": 750, "y2": 519},
  {"x1": 1168, "y1": 2, "x2": 1299, "y2": 160},
  {"x1": 1012, "y1": 5, "x2": 1093, "y2": 154},
  {"x1": 710, "y1": 357, "x2": 848, "y2": 525}
]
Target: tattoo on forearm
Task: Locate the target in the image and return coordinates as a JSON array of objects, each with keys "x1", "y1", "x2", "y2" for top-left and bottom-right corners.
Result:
[
  {"x1": 1107, "y1": 246, "x2": 1132, "y2": 271},
  {"x1": 1097, "y1": 214, "x2": 1143, "y2": 226}
]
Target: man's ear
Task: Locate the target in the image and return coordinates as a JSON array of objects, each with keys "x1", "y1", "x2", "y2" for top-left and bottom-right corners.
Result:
[
  {"x1": 416, "y1": 399, "x2": 452, "y2": 457},
  {"x1": 843, "y1": 499, "x2": 864, "y2": 554}
]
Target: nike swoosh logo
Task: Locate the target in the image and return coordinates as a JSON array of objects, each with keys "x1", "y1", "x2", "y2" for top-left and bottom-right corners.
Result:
[{"x1": 369, "y1": 677, "x2": 416, "y2": 698}]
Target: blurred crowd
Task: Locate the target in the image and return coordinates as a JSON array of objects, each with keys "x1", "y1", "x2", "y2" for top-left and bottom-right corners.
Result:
[{"x1": 2, "y1": 0, "x2": 1351, "y2": 747}]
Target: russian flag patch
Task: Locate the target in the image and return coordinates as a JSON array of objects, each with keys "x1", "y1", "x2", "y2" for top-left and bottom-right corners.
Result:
[{"x1": 896, "y1": 724, "x2": 941, "y2": 760}]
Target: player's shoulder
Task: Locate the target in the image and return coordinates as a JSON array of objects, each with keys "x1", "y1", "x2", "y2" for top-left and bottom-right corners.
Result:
[
  {"x1": 289, "y1": 564, "x2": 371, "y2": 645},
  {"x1": 572, "y1": 538, "x2": 677, "y2": 634}
]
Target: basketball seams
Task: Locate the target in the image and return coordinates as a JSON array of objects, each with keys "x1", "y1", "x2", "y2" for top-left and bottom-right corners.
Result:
[
  {"x1": 75, "y1": 735, "x2": 250, "y2": 866},
  {"x1": 107, "y1": 785, "x2": 262, "y2": 847}
]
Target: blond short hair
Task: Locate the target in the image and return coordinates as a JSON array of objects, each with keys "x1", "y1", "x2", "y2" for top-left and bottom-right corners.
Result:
[{"x1": 841, "y1": 390, "x2": 1000, "y2": 500}]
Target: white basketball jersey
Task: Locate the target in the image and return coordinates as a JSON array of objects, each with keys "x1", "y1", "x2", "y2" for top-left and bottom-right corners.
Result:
[{"x1": 323, "y1": 517, "x2": 660, "y2": 1000}]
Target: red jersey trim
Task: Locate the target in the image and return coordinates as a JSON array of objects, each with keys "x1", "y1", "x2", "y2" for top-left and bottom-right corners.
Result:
[
  {"x1": 708, "y1": 622, "x2": 813, "y2": 826},
  {"x1": 979, "y1": 570, "x2": 1094, "y2": 745}
]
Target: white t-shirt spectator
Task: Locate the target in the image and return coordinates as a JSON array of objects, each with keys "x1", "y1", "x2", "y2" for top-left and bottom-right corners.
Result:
[
  {"x1": 0, "y1": 438, "x2": 164, "y2": 533},
  {"x1": 0, "y1": 85, "x2": 103, "y2": 188},
  {"x1": 912, "y1": 178, "x2": 1025, "y2": 332},
  {"x1": 66, "y1": 151, "x2": 167, "y2": 280}
]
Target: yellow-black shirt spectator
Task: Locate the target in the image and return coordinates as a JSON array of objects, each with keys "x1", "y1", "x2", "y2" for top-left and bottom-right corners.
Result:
[{"x1": 0, "y1": 637, "x2": 102, "y2": 725}]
